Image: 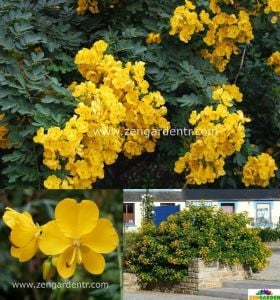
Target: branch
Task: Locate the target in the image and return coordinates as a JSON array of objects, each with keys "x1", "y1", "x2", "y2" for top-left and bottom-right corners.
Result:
[{"x1": 234, "y1": 46, "x2": 247, "y2": 84}]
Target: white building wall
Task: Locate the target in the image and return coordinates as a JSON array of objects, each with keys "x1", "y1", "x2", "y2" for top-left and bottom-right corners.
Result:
[
  {"x1": 271, "y1": 201, "x2": 280, "y2": 225},
  {"x1": 125, "y1": 200, "x2": 280, "y2": 230}
]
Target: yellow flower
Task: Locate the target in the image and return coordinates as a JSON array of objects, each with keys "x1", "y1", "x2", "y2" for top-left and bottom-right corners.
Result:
[
  {"x1": 209, "y1": 0, "x2": 221, "y2": 14},
  {"x1": 174, "y1": 157, "x2": 186, "y2": 174},
  {"x1": 39, "y1": 198, "x2": 119, "y2": 279},
  {"x1": 34, "y1": 40, "x2": 169, "y2": 188},
  {"x1": 175, "y1": 92, "x2": 249, "y2": 185},
  {"x1": 201, "y1": 10, "x2": 253, "y2": 71},
  {"x1": 0, "y1": 125, "x2": 8, "y2": 149},
  {"x1": 242, "y1": 153, "x2": 278, "y2": 187},
  {"x1": 0, "y1": 114, "x2": 9, "y2": 149},
  {"x1": 77, "y1": 0, "x2": 99, "y2": 15},
  {"x1": 265, "y1": 0, "x2": 280, "y2": 23},
  {"x1": 94, "y1": 39, "x2": 108, "y2": 52},
  {"x1": 169, "y1": 1, "x2": 204, "y2": 43},
  {"x1": 212, "y1": 84, "x2": 243, "y2": 106},
  {"x1": 271, "y1": 15, "x2": 278, "y2": 23},
  {"x1": 267, "y1": 51, "x2": 280, "y2": 75},
  {"x1": 2, "y1": 208, "x2": 41, "y2": 262},
  {"x1": 44, "y1": 175, "x2": 62, "y2": 189},
  {"x1": 146, "y1": 32, "x2": 162, "y2": 44}
]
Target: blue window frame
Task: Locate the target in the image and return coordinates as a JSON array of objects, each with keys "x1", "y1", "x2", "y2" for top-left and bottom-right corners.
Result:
[{"x1": 254, "y1": 201, "x2": 273, "y2": 228}]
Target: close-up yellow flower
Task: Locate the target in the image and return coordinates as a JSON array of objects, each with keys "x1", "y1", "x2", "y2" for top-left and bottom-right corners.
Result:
[
  {"x1": 39, "y1": 198, "x2": 119, "y2": 279},
  {"x1": 2, "y1": 208, "x2": 41, "y2": 262}
]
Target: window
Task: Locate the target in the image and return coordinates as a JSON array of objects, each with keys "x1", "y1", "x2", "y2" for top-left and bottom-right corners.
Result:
[
  {"x1": 160, "y1": 203, "x2": 176, "y2": 206},
  {"x1": 123, "y1": 203, "x2": 135, "y2": 225},
  {"x1": 221, "y1": 203, "x2": 235, "y2": 213},
  {"x1": 256, "y1": 203, "x2": 271, "y2": 226}
]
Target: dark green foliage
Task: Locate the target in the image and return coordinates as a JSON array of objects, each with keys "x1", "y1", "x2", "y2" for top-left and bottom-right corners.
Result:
[{"x1": 0, "y1": 0, "x2": 81, "y2": 187}]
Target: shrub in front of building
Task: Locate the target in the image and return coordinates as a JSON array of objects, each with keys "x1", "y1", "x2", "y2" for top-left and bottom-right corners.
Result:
[{"x1": 125, "y1": 206, "x2": 272, "y2": 289}]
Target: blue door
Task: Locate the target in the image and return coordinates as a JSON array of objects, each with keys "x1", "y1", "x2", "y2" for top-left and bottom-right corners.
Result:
[{"x1": 154, "y1": 205, "x2": 180, "y2": 226}]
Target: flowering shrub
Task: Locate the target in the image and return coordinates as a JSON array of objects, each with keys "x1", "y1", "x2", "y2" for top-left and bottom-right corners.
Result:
[
  {"x1": 125, "y1": 205, "x2": 272, "y2": 288},
  {"x1": 0, "y1": 0, "x2": 279, "y2": 188},
  {"x1": 2, "y1": 197, "x2": 119, "y2": 279}
]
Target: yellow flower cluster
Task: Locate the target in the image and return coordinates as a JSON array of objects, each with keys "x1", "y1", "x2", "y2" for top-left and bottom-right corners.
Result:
[
  {"x1": 2, "y1": 198, "x2": 119, "y2": 279},
  {"x1": 212, "y1": 84, "x2": 243, "y2": 106},
  {"x1": 169, "y1": 1, "x2": 204, "y2": 43},
  {"x1": 146, "y1": 32, "x2": 162, "y2": 44},
  {"x1": 201, "y1": 10, "x2": 254, "y2": 72},
  {"x1": 242, "y1": 153, "x2": 278, "y2": 187},
  {"x1": 170, "y1": 1, "x2": 254, "y2": 72},
  {"x1": 264, "y1": 0, "x2": 280, "y2": 23},
  {"x1": 34, "y1": 40, "x2": 169, "y2": 188},
  {"x1": 174, "y1": 85, "x2": 250, "y2": 185},
  {"x1": 77, "y1": 0, "x2": 99, "y2": 14},
  {"x1": 0, "y1": 114, "x2": 8, "y2": 149},
  {"x1": 267, "y1": 51, "x2": 280, "y2": 75}
]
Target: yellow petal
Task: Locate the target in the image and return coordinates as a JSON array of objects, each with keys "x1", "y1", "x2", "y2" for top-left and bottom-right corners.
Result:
[
  {"x1": 55, "y1": 198, "x2": 99, "y2": 239},
  {"x1": 10, "y1": 246, "x2": 22, "y2": 259},
  {"x1": 3, "y1": 209, "x2": 35, "y2": 230},
  {"x1": 10, "y1": 218, "x2": 37, "y2": 248},
  {"x1": 39, "y1": 221, "x2": 72, "y2": 255},
  {"x1": 11, "y1": 238, "x2": 38, "y2": 262},
  {"x1": 81, "y1": 247, "x2": 105, "y2": 275},
  {"x1": 19, "y1": 238, "x2": 38, "y2": 262},
  {"x1": 56, "y1": 247, "x2": 77, "y2": 279},
  {"x1": 81, "y1": 219, "x2": 119, "y2": 253},
  {"x1": 3, "y1": 208, "x2": 19, "y2": 228},
  {"x1": 22, "y1": 211, "x2": 35, "y2": 222}
]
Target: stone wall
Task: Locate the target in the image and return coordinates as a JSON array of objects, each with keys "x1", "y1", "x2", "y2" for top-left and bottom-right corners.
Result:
[
  {"x1": 124, "y1": 258, "x2": 248, "y2": 295},
  {"x1": 172, "y1": 258, "x2": 248, "y2": 295},
  {"x1": 124, "y1": 272, "x2": 139, "y2": 291}
]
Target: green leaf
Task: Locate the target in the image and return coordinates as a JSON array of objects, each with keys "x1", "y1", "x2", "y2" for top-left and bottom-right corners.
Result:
[
  {"x1": 234, "y1": 152, "x2": 247, "y2": 166},
  {"x1": 177, "y1": 94, "x2": 202, "y2": 107}
]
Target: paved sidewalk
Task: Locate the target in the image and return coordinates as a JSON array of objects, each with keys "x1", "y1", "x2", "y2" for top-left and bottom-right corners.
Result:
[
  {"x1": 251, "y1": 244, "x2": 280, "y2": 280},
  {"x1": 124, "y1": 291, "x2": 236, "y2": 300}
]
